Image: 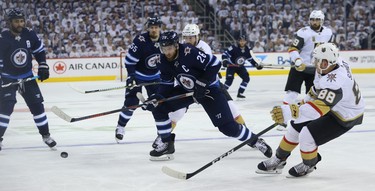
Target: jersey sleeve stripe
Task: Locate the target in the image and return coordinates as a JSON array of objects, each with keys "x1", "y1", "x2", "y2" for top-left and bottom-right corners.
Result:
[{"x1": 307, "y1": 101, "x2": 324, "y2": 116}]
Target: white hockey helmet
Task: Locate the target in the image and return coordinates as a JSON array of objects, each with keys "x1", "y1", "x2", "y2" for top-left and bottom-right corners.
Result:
[
  {"x1": 182, "y1": 24, "x2": 200, "y2": 36},
  {"x1": 312, "y1": 43, "x2": 339, "y2": 74}
]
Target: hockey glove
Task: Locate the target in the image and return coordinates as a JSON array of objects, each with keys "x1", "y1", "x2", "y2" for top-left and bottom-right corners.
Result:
[
  {"x1": 38, "y1": 62, "x2": 50, "y2": 82},
  {"x1": 270, "y1": 104, "x2": 300, "y2": 124},
  {"x1": 126, "y1": 74, "x2": 136, "y2": 88},
  {"x1": 141, "y1": 94, "x2": 164, "y2": 111},
  {"x1": 255, "y1": 63, "x2": 263, "y2": 70},
  {"x1": 194, "y1": 78, "x2": 208, "y2": 100},
  {"x1": 294, "y1": 59, "x2": 306, "y2": 72},
  {"x1": 222, "y1": 60, "x2": 230, "y2": 67}
]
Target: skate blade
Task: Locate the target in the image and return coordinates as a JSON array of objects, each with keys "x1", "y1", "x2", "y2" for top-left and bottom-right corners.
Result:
[
  {"x1": 255, "y1": 169, "x2": 283, "y2": 174},
  {"x1": 50, "y1": 147, "x2": 57, "y2": 151},
  {"x1": 149, "y1": 154, "x2": 174, "y2": 161},
  {"x1": 236, "y1": 98, "x2": 246, "y2": 101}
]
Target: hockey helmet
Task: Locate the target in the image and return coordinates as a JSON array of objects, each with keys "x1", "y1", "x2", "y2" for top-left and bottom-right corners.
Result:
[
  {"x1": 146, "y1": 17, "x2": 162, "y2": 27},
  {"x1": 312, "y1": 43, "x2": 339, "y2": 73},
  {"x1": 238, "y1": 35, "x2": 247, "y2": 41},
  {"x1": 7, "y1": 8, "x2": 25, "y2": 21},
  {"x1": 182, "y1": 24, "x2": 200, "y2": 36},
  {"x1": 159, "y1": 31, "x2": 179, "y2": 47}
]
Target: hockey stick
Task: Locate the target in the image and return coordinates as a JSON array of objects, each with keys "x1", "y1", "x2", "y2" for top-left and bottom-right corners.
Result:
[
  {"x1": 161, "y1": 123, "x2": 278, "y2": 180},
  {"x1": 262, "y1": 65, "x2": 285, "y2": 69},
  {"x1": 1, "y1": 76, "x2": 39, "y2": 88},
  {"x1": 51, "y1": 92, "x2": 194, "y2": 123},
  {"x1": 72, "y1": 81, "x2": 163, "y2": 94}
]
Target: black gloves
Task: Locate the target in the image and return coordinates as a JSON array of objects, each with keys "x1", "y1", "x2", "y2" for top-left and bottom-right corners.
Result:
[
  {"x1": 194, "y1": 79, "x2": 208, "y2": 99},
  {"x1": 126, "y1": 74, "x2": 136, "y2": 88},
  {"x1": 141, "y1": 94, "x2": 164, "y2": 111},
  {"x1": 222, "y1": 60, "x2": 230, "y2": 67},
  {"x1": 255, "y1": 63, "x2": 263, "y2": 70},
  {"x1": 38, "y1": 62, "x2": 49, "y2": 82}
]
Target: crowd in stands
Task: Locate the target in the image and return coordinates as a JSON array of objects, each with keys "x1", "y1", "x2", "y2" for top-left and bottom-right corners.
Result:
[{"x1": 0, "y1": 0, "x2": 373, "y2": 58}]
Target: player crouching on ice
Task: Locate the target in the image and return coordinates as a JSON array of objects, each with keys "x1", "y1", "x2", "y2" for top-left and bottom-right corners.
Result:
[
  {"x1": 141, "y1": 31, "x2": 272, "y2": 161},
  {"x1": 256, "y1": 43, "x2": 365, "y2": 177}
]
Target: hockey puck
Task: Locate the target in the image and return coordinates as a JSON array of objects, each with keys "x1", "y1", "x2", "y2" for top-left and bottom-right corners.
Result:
[{"x1": 60, "y1": 151, "x2": 68, "y2": 158}]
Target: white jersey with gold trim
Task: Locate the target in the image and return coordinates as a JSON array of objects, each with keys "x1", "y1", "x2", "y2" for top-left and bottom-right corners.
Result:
[
  {"x1": 289, "y1": 26, "x2": 333, "y2": 67},
  {"x1": 295, "y1": 59, "x2": 365, "y2": 127},
  {"x1": 196, "y1": 40, "x2": 212, "y2": 55}
]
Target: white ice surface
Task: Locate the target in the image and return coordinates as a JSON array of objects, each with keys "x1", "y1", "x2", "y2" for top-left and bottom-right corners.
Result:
[{"x1": 1, "y1": 74, "x2": 374, "y2": 191}]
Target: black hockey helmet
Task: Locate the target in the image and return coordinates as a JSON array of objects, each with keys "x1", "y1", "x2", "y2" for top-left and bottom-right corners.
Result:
[
  {"x1": 159, "y1": 31, "x2": 179, "y2": 47},
  {"x1": 146, "y1": 16, "x2": 162, "y2": 27},
  {"x1": 7, "y1": 8, "x2": 25, "y2": 21},
  {"x1": 238, "y1": 35, "x2": 247, "y2": 41}
]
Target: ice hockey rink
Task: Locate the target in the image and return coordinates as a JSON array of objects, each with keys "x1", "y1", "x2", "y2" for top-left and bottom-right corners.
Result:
[{"x1": 1, "y1": 73, "x2": 374, "y2": 191}]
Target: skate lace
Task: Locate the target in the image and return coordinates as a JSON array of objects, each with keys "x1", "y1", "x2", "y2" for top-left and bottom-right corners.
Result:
[
  {"x1": 43, "y1": 136, "x2": 54, "y2": 144},
  {"x1": 116, "y1": 126, "x2": 125, "y2": 135},
  {"x1": 293, "y1": 162, "x2": 314, "y2": 174},
  {"x1": 155, "y1": 142, "x2": 168, "y2": 152},
  {"x1": 153, "y1": 136, "x2": 162, "y2": 145},
  {"x1": 255, "y1": 139, "x2": 268, "y2": 154},
  {"x1": 263, "y1": 157, "x2": 284, "y2": 170}
]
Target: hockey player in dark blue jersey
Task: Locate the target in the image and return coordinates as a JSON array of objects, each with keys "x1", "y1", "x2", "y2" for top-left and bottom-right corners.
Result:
[
  {"x1": 142, "y1": 31, "x2": 272, "y2": 161},
  {"x1": 222, "y1": 35, "x2": 263, "y2": 98},
  {"x1": 0, "y1": 9, "x2": 56, "y2": 150},
  {"x1": 115, "y1": 17, "x2": 163, "y2": 142}
]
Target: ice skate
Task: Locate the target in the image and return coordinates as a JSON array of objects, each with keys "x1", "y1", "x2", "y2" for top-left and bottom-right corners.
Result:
[
  {"x1": 237, "y1": 93, "x2": 246, "y2": 100},
  {"x1": 248, "y1": 138, "x2": 273, "y2": 158},
  {"x1": 287, "y1": 154, "x2": 321, "y2": 178},
  {"x1": 115, "y1": 126, "x2": 125, "y2": 142},
  {"x1": 42, "y1": 134, "x2": 57, "y2": 149},
  {"x1": 152, "y1": 135, "x2": 162, "y2": 148},
  {"x1": 256, "y1": 156, "x2": 286, "y2": 174},
  {"x1": 150, "y1": 134, "x2": 175, "y2": 161},
  {"x1": 0, "y1": 137, "x2": 3, "y2": 151}
]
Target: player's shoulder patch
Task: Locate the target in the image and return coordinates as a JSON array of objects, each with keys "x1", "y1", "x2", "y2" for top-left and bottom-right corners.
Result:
[{"x1": 228, "y1": 46, "x2": 233, "y2": 51}]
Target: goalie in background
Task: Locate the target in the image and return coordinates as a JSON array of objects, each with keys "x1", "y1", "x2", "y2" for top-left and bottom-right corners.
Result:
[
  {"x1": 0, "y1": 9, "x2": 56, "y2": 150},
  {"x1": 222, "y1": 35, "x2": 263, "y2": 99},
  {"x1": 256, "y1": 43, "x2": 365, "y2": 177}
]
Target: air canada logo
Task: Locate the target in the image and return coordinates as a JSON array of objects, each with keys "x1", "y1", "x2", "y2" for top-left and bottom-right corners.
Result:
[
  {"x1": 11, "y1": 48, "x2": 28, "y2": 68},
  {"x1": 54, "y1": 61, "x2": 67, "y2": 74}
]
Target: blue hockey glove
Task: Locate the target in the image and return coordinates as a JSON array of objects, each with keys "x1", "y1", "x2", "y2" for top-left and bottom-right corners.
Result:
[
  {"x1": 141, "y1": 94, "x2": 164, "y2": 111},
  {"x1": 38, "y1": 62, "x2": 49, "y2": 82},
  {"x1": 126, "y1": 74, "x2": 136, "y2": 88},
  {"x1": 194, "y1": 79, "x2": 208, "y2": 99}
]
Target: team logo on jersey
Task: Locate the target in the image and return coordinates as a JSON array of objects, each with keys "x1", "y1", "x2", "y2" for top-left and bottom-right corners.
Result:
[
  {"x1": 138, "y1": 36, "x2": 145, "y2": 42},
  {"x1": 327, "y1": 73, "x2": 336, "y2": 82},
  {"x1": 154, "y1": 42, "x2": 160, "y2": 48},
  {"x1": 177, "y1": 74, "x2": 195, "y2": 90},
  {"x1": 236, "y1": 57, "x2": 246, "y2": 65},
  {"x1": 184, "y1": 46, "x2": 191, "y2": 56},
  {"x1": 145, "y1": 54, "x2": 160, "y2": 69},
  {"x1": 11, "y1": 48, "x2": 28, "y2": 68}
]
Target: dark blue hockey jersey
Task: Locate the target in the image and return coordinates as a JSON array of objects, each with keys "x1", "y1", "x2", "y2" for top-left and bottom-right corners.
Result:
[
  {"x1": 0, "y1": 28, "x2": 45, "y2": 79},
  {"x1": 222, "y1": 45, "x2": 257, "y2": 67},
  {"x1": 157, "y1": 44, "x2": 221, "y2": 95},
  {"x1": 124, "y1": 32, "x2": 161, "y2": 81}
]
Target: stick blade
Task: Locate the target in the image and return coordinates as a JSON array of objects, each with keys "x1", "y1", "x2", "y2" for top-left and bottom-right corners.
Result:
[
  {"x1": 51, "y1": 106, "x2": 73, "y2": 122},
  {"x1": 161, "y1": 166, "x2": 188, "y2": 180}
]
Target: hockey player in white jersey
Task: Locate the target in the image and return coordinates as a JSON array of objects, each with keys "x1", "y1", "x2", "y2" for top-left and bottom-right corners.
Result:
[
  {"x1": 283, "y1": 10, "x2": 334, "y2": 105},
  {"x1": 256, "y1": 43, "x2": 365, "y2": 177}
]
